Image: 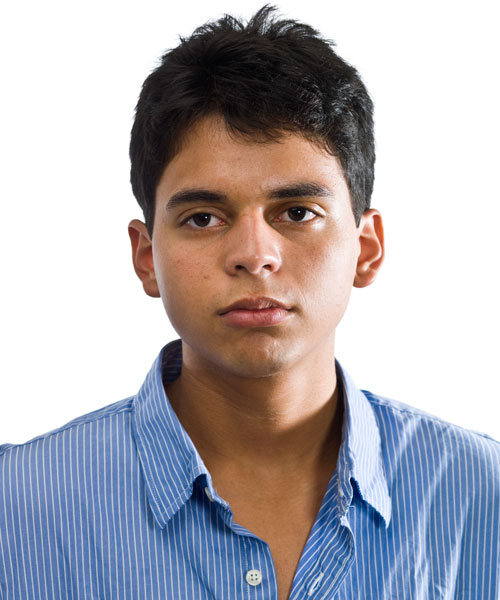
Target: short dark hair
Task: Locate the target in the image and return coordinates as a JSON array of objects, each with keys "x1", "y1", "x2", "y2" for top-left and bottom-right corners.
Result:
[{"x1": 130, "y1": 5, "x2": 375, "y2": 237}]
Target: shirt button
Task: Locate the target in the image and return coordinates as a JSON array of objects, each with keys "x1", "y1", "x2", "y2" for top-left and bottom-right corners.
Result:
[
  {"x1": 245, "y1": 569, "x2": 263, "y2": 586},
  {"x1": 204, "y1": 486, "x2": 214, "y2": 502}
]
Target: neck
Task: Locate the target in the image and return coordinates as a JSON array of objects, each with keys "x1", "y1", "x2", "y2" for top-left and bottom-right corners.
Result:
[{"x1": 165, "y1": 339, "x2": 344, "y2": 479}]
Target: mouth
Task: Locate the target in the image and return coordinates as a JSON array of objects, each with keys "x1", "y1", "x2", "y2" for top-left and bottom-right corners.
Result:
[
  {"x1": 217, "y1": 296, "x2": 291, "y2": 314},
  {"x1": 217, "y1": 296, "x2": 292, "y2": 328}
]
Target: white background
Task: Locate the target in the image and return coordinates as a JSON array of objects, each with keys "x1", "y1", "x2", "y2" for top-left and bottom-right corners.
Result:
[{"x1": 1, "y1": 0, "x2": 498, "y2": 444}]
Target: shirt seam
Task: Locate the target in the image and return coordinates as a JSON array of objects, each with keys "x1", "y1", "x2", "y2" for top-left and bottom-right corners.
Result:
[
  {"x1": 365, "y1": 394, "x2": 500, "y2": 446},
  {"x1": 0, "y1": 405, "x2": 133, "y2": 457}
]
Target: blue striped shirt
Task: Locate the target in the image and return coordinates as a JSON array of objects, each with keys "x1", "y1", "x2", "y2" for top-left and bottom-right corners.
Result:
[{"x1": 1, "y1": 339, "x2": 499, "y2": 599}]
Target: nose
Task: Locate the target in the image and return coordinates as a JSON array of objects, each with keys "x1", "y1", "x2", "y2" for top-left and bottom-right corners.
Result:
[{"x1": 224, "y1": 212, "x2": 282, "y2": 277}]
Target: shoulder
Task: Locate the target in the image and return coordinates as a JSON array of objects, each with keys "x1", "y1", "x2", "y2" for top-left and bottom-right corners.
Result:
[
  {"x1": 0, "y1": 396, "x2": 134, "y2": 460},
  {"x1": 364, "y1": 388, "x2": 500, "y2": 451},
  {"x1": 363, "y1": 389, "x2": 500, "y2": 489}
]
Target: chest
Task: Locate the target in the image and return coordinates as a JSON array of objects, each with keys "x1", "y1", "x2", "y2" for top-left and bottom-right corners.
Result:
[
  {"x1": 224, "y1": 493, "x2": 325, "y2": 600},
  {"x1": 265, "y1": 527, "x2": 313, "y2": 600}
]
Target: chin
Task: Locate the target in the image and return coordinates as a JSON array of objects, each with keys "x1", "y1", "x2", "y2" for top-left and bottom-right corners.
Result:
[
  {"x1": 183, "y1": 329, "x2": 302, "y2": 379},
  {"x1": 223, "y1": 358, "x2": 288, "y2": 379},
  {"x1": 213, "y1": 335, "x2": 303, "y2": 379}
]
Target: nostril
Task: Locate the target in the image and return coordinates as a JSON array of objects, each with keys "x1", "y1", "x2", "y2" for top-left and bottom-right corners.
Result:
[
  {"x1": 227, "y1": 253, "x2": 281, "y2": 276},
  {"x1": 235, "y1": 263, "x2": 273, "y2": 272}
]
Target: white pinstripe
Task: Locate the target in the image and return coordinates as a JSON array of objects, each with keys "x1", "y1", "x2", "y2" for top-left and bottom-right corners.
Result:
[{"x1": 1, "y1": 339, "x2": 499, "y2": 599}]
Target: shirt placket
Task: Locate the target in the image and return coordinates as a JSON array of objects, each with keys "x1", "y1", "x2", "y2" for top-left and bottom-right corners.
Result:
[
  {"x1": 204, "y1": 483, "x2": 279, "y2": 599},
  {"x1": 288, "y1": 457, "x2": 356, "y2": 599}
]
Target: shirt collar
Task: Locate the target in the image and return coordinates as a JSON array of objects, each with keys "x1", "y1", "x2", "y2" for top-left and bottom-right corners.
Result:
[
  {"x1": 131, "y1": 339, "x2": 211, "y2": 528},
  {"x1": 335, "y1": 361, "x2": 392, "y2": 528},
  {"x1": 132, "y1": 339, "x2": 391, "y2": 529}
]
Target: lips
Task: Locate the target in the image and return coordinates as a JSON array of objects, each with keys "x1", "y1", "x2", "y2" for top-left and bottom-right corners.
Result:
[
  {"x1": 217, "y1": 296, "x2": 292, "y2": 328},
  {"x1": 217, "y1": 296, "x2": 291, "y2": 315}
]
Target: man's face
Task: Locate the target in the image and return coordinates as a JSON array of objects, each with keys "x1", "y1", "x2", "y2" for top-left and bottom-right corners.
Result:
[{"x1": 131, "y1": 114, "x2": 383, "y2": 378}]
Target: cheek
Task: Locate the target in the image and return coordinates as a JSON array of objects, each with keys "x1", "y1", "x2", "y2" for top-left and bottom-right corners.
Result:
[
  {"x1": 297, "y1": 237, "x2": 357, "y2": 306},
  {"x1": 156, "y1": 249, "x2": 206, "y2": 287},
  {"x1": 155, "y1": 250, "x2": 209, "y2": 312}
]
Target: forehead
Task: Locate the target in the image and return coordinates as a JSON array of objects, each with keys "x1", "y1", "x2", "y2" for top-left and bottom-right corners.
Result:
[{"x1": 156, "y1": 114, "x2": 348, "y2": 199}]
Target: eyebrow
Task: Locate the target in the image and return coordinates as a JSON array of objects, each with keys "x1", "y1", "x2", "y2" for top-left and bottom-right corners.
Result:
[{"x1": 166, "y1": 182, "x2": 333, "y2": 210}]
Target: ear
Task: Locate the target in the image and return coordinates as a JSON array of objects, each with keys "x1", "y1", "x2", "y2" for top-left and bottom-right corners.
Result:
[
  {"x1": 353, "y1": 209, "x2": 385, "y2": 288},
  {"x1": 128, "y1": 219, "x2": 161, "y2": 298}
]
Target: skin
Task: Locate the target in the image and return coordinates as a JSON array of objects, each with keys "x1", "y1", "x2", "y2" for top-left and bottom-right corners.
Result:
[
  {"x1": 128, "y1": 112, "x2": 384, "y2": 508},
  {"x1": 129, "y1": 114, "x2": 384, "y2": 599}
]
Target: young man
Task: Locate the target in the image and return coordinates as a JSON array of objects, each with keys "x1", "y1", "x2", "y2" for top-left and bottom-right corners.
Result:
[{"x1": 1, "y1": 7, "x2": 499, "y2": 599}]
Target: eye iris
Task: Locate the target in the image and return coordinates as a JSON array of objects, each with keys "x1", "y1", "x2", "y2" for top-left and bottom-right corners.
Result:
[
  {"x1": 288, "y1": 207, "x2": 307, "y2": 221},
  {"x1": 192, "y1": 213, "x2": 211, "y2": 227}
]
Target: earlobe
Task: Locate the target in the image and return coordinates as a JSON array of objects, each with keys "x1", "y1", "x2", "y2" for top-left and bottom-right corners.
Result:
[
  {"x1": 128, "y1": 219, "x2": 161, "y2": 298},
  {"x1": 353, "y1": 209, "x2": 385, "y2": 288}
]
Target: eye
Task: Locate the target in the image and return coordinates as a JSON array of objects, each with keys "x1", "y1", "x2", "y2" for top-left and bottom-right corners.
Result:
[
  {"x1": 277, "y1": 206, "x2": 318, "y2": 223},
  {"x1": 182, "y1": 212, "x2": 225, "y2": 229}
]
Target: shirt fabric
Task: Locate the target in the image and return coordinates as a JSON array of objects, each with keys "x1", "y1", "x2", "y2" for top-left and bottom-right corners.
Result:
[{"x1": 1, "y1": 339, "x2": 499, "y2": 599}]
